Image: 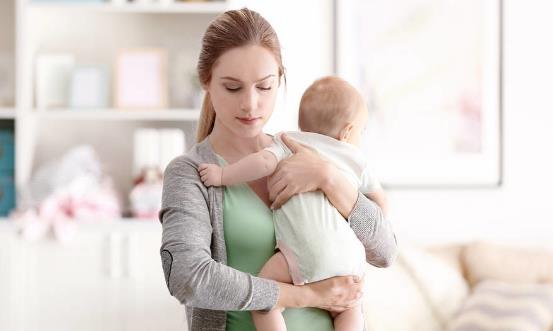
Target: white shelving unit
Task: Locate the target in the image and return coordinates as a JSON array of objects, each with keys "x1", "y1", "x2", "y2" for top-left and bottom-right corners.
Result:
[
  {"x1": 0, "y1": 108, "x2": 16, "y2": 119},
  {"x1": 29, "y1": 1, "x2": 227, "y2": 13},
  {"x1": 13, "y1": 0, "x2": 226, "y2": 215},
  {"x1": 1, "y1": 1, "x2": 228, "y2": 330},
  {"x1": 35, "y1": 108, "x2": 201, "y2": 121}
]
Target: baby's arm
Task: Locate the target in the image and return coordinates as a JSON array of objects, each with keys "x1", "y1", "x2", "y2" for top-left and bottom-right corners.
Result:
[{"x1": 198, "y1": 150, "x2": 279, "y2": 187}]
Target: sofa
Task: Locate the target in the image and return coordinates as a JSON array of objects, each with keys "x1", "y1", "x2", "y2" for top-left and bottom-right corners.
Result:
[{"x1": 361, "y1": 241, "x2": 553, "y2": 331}]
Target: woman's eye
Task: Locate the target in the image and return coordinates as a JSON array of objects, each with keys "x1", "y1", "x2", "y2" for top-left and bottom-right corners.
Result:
[
  {"x1": 257, "y1": 86, "x2": 272, "y2": 91},
  {"x1": 225, "y1": 86, "x2": 241, "y2": 92}
]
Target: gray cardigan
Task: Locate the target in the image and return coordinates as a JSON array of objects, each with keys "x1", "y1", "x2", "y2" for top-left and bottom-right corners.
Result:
[{"x1": 159, "y1": 138, "x2": 398, "y2": 331}]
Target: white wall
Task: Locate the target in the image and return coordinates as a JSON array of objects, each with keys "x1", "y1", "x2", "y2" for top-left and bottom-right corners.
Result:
[{"x1": 234, "y1": 0, "x2": 553, "y2": 245}]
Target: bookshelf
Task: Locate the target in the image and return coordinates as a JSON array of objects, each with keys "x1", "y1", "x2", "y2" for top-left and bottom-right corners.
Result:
[
  {"x1": 28, "y1": 1, "x2": 227, "y2": 13},
  {"x1": 0, "y1": 108, "x2": 16, "y2": 119},
  {"x1": 34, "y1": 108, "x2": 201, "y2": 121},
  {"x1": 0, "y1": 0, "x2": 16, "y2": 218},
  {"x1": 0, "y1": 1, "x2": 228, "y2": 330},
  {"x1": 9, "y1": 0, "x2": 227, "y2": 218}
]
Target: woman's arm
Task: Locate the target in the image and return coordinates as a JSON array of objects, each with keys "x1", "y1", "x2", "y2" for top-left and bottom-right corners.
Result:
[
  {"x1": 160, "y1": 156, "x2": 278, "y2": 311},
  {"x1": 267, "y1": 134, "x2": 356, "y2": 215},
  {"x1": 268, "y1": 134, "x2": 398, "y2": 267},
  {"x1": 366, "y1": 190, "x2": 388, "y2": 217},
  {"x1": 347, "y1": 192, "x2": 397, "y2": 267},
  {"x1": 160, "y1": 154, "x2": 364, "y2": 312},
  {"x1": 275, "y1": 275, "x2": 363, "y2": 312}
]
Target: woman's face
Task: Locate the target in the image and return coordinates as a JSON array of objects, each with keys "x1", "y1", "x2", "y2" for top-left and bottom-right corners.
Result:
[{"x1": 206, "y1": 45, "x2": 280, "y2": 138}]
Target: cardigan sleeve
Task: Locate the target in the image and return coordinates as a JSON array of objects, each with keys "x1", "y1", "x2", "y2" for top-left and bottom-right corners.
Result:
[
  {"x1": 347, "y1": 192, "x2": 398, "y2": 267},
  {"x1": 159, "y1": 155, "x2": 279, "y2": 311}
]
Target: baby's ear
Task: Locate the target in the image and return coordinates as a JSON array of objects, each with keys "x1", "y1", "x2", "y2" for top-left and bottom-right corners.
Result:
[{"x1": 338, "y1": 123, "x2": 354, "y2": 142}]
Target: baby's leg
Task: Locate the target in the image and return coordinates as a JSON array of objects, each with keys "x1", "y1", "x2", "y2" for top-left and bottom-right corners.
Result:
[
  {"x1": 252, "y1": 252, "x2": 292, "y2": 331},
  {"x1": 330, "y1": 305, "x2": 364, "y2": 331}
]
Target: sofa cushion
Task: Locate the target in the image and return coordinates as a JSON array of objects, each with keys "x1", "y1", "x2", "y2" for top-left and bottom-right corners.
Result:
[
  {"x1": 462, "y1": 242, "x2": 553, "y2": 286},
  {"x1": 401, "y1": 243, "x2": 469, "y2": 322},
  {"x1": 447, "y1": 280, "x2": 553, "y2": 331},
  {"x1": 362, "y1": 242, "x2": 468, "y2": 331},
  {"x1": 362, "y1": 259, "x2": 442, "y2": 331}
]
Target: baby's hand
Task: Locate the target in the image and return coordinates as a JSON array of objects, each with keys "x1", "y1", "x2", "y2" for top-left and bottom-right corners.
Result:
[{"x1": 198, "y1": 163, "x2": 223, "y2": 187}]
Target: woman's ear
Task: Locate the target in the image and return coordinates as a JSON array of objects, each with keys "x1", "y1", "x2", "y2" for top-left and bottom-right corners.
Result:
[{"x1": 338, "y1": 123, "x2": 354, "y2": 142}]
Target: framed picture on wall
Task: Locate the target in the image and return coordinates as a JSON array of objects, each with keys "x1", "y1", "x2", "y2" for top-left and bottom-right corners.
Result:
[
  {"x1": 114, "y1": 49, "x2": 168, "y2": 109},
  {"x1": 335, "y1": 0, "x2": 502, "y2": 187}
]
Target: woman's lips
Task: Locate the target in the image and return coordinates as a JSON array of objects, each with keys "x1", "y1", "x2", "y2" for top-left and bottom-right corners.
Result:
[{"x1": 237, "y1": 117, "x2": 260, "y2": 125}]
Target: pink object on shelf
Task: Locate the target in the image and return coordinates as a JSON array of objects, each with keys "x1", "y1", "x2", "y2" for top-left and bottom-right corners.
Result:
[
  {"x1": 11, "y1": 145, "x2": 122, "y2": 242},
  {"x1": 129, "y1": 168, "x2": 162, "y2": 220}
]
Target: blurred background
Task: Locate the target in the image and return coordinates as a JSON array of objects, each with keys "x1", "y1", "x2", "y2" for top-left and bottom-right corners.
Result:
[{"x1": 1, "y1": 0, "x2": 553, "y2": 330}]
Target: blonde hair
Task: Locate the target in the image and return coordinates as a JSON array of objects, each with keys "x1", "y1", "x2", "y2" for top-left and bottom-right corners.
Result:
[
  {"x1": 298, "y1": 76, "x2": 365, "y2": 138},
  {"x1": 196, "y1": 8, "x2": 285, "y2": 143}
]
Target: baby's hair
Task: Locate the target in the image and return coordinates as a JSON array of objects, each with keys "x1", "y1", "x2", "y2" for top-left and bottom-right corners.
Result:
[{"x1": 298, "y1": 76, "x2": 365, "y2": 138}]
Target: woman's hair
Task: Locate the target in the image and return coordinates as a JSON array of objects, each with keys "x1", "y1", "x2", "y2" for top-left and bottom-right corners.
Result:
[{"x1": 196, "y1": 8, "x2": 285, "y2": 143}]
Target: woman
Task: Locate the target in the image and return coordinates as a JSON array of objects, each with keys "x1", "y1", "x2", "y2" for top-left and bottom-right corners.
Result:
[{"x1": 159, "y1": 8, "x2": 397, "y2": 331}]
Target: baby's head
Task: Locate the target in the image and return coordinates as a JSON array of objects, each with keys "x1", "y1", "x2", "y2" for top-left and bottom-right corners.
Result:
[{"x1": 299, "y1": 76, "x2": 368, "y2": 146}]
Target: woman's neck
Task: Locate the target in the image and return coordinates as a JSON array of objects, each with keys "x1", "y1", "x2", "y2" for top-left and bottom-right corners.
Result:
[{"x1": 208, "y1": 120, "x2": 270, "y2": 162}]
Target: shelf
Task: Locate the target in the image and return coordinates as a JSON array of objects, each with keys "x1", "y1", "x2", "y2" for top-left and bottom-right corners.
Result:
[
  {"x1": 0, "y1": 217, "x2": 161, "y2": 234},
  {"x1": 34, "y1": 108, "x2": 200, "y2": 121},
  {"x1": 28, "y1": 1, "x2": 227, "y2": 14},
  {"x1": 0, "y1": 108, "x2": 16, "y2": 119}
]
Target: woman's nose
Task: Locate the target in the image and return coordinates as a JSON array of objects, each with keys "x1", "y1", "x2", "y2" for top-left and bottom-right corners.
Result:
[{"x1": 240, "y1": 87, "x2": 258, "y2": 112}]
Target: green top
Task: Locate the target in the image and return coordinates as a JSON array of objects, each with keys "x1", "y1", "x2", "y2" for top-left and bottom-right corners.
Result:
[{"x1": 216, "y1": 154, "x2": 334, "y2": 331}]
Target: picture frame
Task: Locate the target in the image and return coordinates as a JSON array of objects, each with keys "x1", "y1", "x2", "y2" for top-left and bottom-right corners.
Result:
[
  {"x1": 114, "y1": 49, "x2": 168, "y2": 109},
  {"x1": 335, "y1": 0, "x2": 503, "y2": 188},
  {"x1": 70, "y1": 65, "x2": 109, "y2": 109}
]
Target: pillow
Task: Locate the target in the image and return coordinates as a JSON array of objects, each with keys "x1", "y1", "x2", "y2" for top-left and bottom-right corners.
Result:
[
  {"x1": 447, "y1": 280, "x2": 553, "y2": 331},
  {"x1": 462, "y1": 241, "x2": 553, "y2": 286},
  {"x1": 426, "y1": 243, "x2": 466, "y2": 275},
  {"x1": 362, "y1": 259, "x2": 442, "y2": 331},
  {"x1": 400, "y1": 243, "x2": 469, "y2": 323},
  {"x1": 362, "y1": 242, "x2": 468, "y2": 331}
]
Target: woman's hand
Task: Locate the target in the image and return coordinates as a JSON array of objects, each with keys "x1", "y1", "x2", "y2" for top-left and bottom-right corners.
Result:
[
  {"x1": 267, "y1": 133, "x2": 358, "y2": 217},
  {"x1": 267, "y1": 134, "x2": 330, "y2": 209},
  {"x1": 305, "y1": 275, "x2": 364, "y2": 312}
]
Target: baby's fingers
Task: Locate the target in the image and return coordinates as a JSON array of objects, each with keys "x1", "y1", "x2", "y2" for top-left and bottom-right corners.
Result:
[{"x1": 198, "y1": 163, "x2": 210, "y2": 171}]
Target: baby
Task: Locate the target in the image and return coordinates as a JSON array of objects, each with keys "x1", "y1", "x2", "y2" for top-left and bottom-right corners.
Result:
[{"x1": 199, "y1": 76, "x2": 387, "y2": 331}]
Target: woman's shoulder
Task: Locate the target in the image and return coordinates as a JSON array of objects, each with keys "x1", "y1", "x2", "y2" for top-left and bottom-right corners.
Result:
[{"x1": 164, "y1": 139, "x2": 217, "y2": 181}]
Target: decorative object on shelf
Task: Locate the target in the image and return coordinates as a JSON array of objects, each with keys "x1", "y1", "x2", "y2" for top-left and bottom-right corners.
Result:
[
  {"x1": 69, "y1": 65, "x2": 110, "y2": 109},
  {"x1": 159, "y1": 128, "x2": 186, "y2": 172},
  {"x1": 0, "y1": 126, "x2": 15, "y2": 217},
  {"x1": 171, "y1": 51, "x2": 202, "y2": 108},
  {"x1": 133, "y1": 127, "x2": 185, "y2": 176},
  {"x1": 175, "y1": 0, "x2": 223, "y2": 3},
  {"x1": 12, "y1": 145, "x2": 121, "y2": 242},
  {"x1": 130, "y1": 128, "x2": 184, "y2": 219},
  {"x1": 129, "y1": 167, "x2": 162, "y2": 219},
  {"x1": 31, "y1": 0, "x2": 107, "y2": 3},
  {"x1": 35, "y1": 53, "x2": 75, "y2": 109},
  {"x1": 114, "y1": 49, "x2": 168, "y2": 109},
  {"x1": 0, "y1": 52, "x2": 15, "y2": 107},
  {"x1": 133, "y1": 128, "x2": 160, "y2": 175}
]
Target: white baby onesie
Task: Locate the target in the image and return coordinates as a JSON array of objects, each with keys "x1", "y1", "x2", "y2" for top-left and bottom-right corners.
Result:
[{"x1": 265, "y1": 131, "x2": 381, "y2": 284}]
